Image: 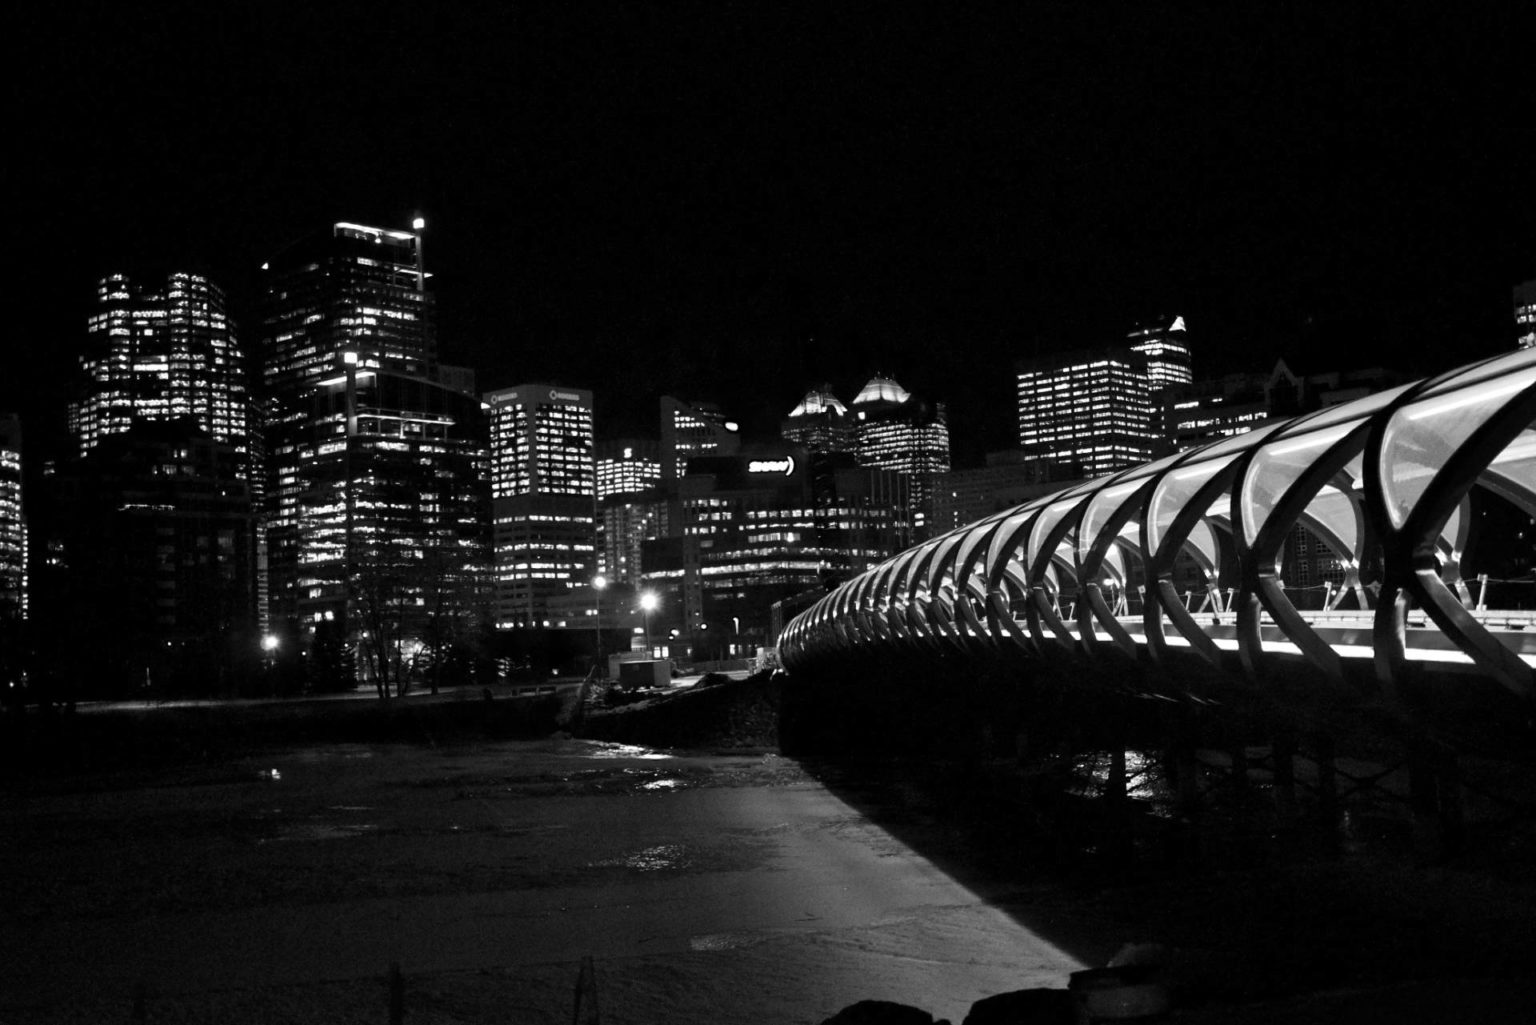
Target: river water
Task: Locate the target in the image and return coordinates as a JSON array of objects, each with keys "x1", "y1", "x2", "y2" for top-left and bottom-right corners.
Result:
[{"x1": 1, "y1": 737, "x2": 1088, "y2": 1024}]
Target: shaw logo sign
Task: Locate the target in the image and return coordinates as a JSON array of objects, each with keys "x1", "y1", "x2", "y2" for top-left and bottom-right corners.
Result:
[
  {"x1": 549, "y1": 389, "x2": 583, "y2": 402},
  {"x1": 748, "y1": 457, "x2": 796, "y2": 476}
]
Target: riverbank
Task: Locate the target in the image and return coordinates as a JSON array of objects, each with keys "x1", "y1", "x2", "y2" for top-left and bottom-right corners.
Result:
[{"x1": 5, "y1": 680, "x2": 1536, "y2": 1022}]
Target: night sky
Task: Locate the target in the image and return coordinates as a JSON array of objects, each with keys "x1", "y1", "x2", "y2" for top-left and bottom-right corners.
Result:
[{"x1": 11, "y1": 3, "x2": 1534, "y2": 463}]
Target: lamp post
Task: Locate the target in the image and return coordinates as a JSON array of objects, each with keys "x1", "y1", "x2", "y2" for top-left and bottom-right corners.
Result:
[
  {"x1": 639, "y1": 590, "x2": 659, "y2": 657},
  {"x1": 592, "y1": 575, "x2": 607, "y2": 676}
]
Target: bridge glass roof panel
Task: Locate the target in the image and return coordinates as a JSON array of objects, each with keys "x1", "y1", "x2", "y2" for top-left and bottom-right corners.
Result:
[
  {"x1": 1241, "y1": 421, "x2": 1358, "y2": 544},
  {"x1": 983, "y1": 504, "x2": 1045, "y2": 584},
  {"x1": 1381, "y1": 358, "x2": 1536, "y2": 529},
  {"x1": 1296, "y1": 483, "x2": 1361, "y2": 566},
  {"x1": 1483, "y1": 426, "x2": 1536, "y2": 513},
  {"x1": 1408, "y1": 350, "x2": 1534, "y2": 401},
  {"x1": 1028, "y1": 492, "x2": 1093, "y2": 571},
  {"x1": 1147, "y1": 454, "x2": 1241, "y2": 553},
  {"x1": 1279, "y1": 382, "x2": 1414, "y2": 437},
  {"x1": 1184, "y1": 517, "x2": 1220, "y2": 573},
  {"x1": 1075, "y1": 452, "x2": 1181, "y2": 560},
  {"x1": 1184, "y1": 420, "x2": 1289, "y2": 463}
]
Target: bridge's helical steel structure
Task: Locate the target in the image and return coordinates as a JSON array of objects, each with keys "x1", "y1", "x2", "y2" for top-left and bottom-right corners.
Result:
[{"x1": 779, "y1": 350, "x2": 1536, "y2": 707}]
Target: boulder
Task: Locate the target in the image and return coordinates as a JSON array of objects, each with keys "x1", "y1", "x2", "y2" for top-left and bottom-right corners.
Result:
[
  {"x1": 962, "y1": 987, "x2": 1073, "y2": 1024},
  {"x1": 820, "y1": 999, "x2": 937, "y2": 1025}
]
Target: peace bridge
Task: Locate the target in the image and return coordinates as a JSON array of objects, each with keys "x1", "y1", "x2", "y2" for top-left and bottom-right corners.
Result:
[{"x1": 777, "y1": 350, "x2": 1536, "y2": 851}]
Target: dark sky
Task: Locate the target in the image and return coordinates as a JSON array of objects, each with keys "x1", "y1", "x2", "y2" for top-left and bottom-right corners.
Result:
[{"x1": 10, "y1": 2, "x2": 1534, "y2": 463}]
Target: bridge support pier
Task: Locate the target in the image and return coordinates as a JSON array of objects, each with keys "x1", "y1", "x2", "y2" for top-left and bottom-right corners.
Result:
[
  {"x1": 1408, "y1": 739, "x2": 1465, "y2": 864},
  {"x1": 1310, "y1": 732, "x2": 1341, "y2": 852},
  {"x1": 1271, "y1": 733, "x2": 1299, "y2": 828}
]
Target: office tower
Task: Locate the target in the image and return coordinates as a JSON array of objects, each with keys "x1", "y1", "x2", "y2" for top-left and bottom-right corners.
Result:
[
  {"x1": 661, "y1": 448, "x2": 906, "y2": 656},
  {"x1": 1016, "y1": 349, "x2": 1155, "y2": 478},
  {"x1": 928, "y1": 451, "x2": 1078, "y2": 536},
  {"x1": 0, "y1": 415, "x2": 23, "y2": 630},
  {"x1": 595, "y1": 438, "x2": 664, "y2": 587},
  {"x1": 781, "y1": 384, "x2": 855, "y2": 453},
  {"x1": 596, "y1": 439, "x2": 661, "y2": 500},
  {"x1": 261, "y1": 222, "x2": 434, "y2": 392},
  {"x1": 284, "y1": 370, "x2": 490, "y2": 650},
  {"x1": 260, "y1": 221, "x2": 490, "y2": 682},
  {"x1": 1162, "y1": 363, "x2": 1295, "y2": 451},
  {"x1": 68, "y1": 272, "x2": 249, "y2": 465},
  {"x1": 660, "y1": 396, "x2": 740, "y2": 481},
  {"x1": 36, "y1": 420, "x2": 257, "y2": 698},
  {"x1": 849, "y1": 375, "x2": 950, "y2": 536},
  {"x1": 485, "y1": 385, "x2": 596, "y2": 628},
  {"x1": 1516, "y1": 280, "x2": 1535, "y2": 350},
  {"x1": 1127, "y1": 315, "x2": 1194, "y2": 394}
]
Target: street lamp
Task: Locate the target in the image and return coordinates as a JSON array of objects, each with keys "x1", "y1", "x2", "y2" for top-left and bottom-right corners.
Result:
[
  {"x1": 639, "y1": 590, "x2": 659, "y2": 656},
  {"x1": 592, "y1": 575, "x2": 607, "y2": 676}
]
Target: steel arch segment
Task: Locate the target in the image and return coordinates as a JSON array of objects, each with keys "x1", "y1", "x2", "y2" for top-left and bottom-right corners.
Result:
[{"x1": 1395, "y1": 380, "x2": 1536, "y2": 697}]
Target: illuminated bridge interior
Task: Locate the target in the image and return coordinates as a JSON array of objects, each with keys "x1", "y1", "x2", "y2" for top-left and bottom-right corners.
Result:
[{"x1": 780, "y1": 350, "x2": 1536, "y2": 705}]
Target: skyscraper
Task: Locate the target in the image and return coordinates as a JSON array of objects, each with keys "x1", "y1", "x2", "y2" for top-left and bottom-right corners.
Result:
[
  {"x1": 849, "y1": 375, "x2": 950, "y2": 536},
  {"x1": 596, "y1": 439, "x2": 662, "y2": 501},
  {"x1": 660, "y1": 396, "x2": 740, "y2": 481},
  {"x1": 595, "y1": 439, "x2": 665, "y2": 586},
  {"x1": 781, "y1": 384, "x2": 855, "y2": 454},
  {"x1": 0, "y1": 415, "x2": 23, "y2": 632},
  {"x1": 259, "y1": 221, "x2": 489, "y2": 683},
  {"x1": 1516, "y1": 279, "x2": 1535, "y2": 350},
  {"x1": 1127, "y1": 315, "x2": 1194, "y2": 394},
  {"x1": 1015, "y1": 349, "x2": 1155, "y2": 477},
  {"x1": 484, "y1": 385, "x2": 596, "y2": 628},
  {"x1": 664, "y1": 448, "x2": 908, "y2": 655},
  {"x1": 68, "y1": 272, "x2": 249, "y2": 465},
  {"x1": 36, "y1": 420, "x2": 258, "y2": 698}
]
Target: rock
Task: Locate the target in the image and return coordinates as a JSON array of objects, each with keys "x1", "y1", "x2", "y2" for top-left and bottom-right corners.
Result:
[
  {"x1": 820, "y1": 998, "x2": 936, "y2": 1025},
  {"x1": 1068, "y1": 966, "x2": 1171, "y2": 1021},
  {"x1": 1108, "y1": 941, "x2": 1245, "y2": 1004},
  {"x1": 962, "y1": 987, "x2": 1074, "y2": 1024}
]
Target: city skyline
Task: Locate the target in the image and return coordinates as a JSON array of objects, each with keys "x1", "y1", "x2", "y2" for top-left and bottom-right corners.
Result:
[{"x1": 11, "y1": 5, "x2": 1533, "y2": 464}]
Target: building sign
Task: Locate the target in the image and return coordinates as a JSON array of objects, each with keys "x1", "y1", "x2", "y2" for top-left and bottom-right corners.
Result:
[
  {"x1": 550, "y1": 389, "x2": 583, "y2": 402},
  {"x1": 748, "y1": 456, "x2": 796, "y2": 476}
]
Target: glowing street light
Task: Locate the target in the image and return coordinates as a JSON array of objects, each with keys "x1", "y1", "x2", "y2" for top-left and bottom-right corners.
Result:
[
  {"x1": 261, "y1": 634, "x2": 279, "y2": 653},
  {"x1": 411, "y1": 216, "x2": 426, "y2": 231},
  {"x1": 639, "y1": 590, "x2": 659, "y2": 655},
  {"x1": 592, "y1": 575, "x2": 608, "y2": 675}
]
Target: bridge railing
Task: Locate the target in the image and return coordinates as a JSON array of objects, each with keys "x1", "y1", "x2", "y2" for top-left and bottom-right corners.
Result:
[{"x1": 780, "y1": 349, "x2": 1536, "y2": 705}]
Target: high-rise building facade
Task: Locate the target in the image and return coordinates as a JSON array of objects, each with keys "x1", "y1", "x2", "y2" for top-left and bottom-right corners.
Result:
[
  {"x1": 261, "y1": 222, "x2": 434, "y2": 393},
  {"x1": 659, "y1": 449, "x2": 907, "y2": 656},
  {"x1": 284, "y1": 370, "x2": 489, "y2": 637},
  {"x1": 595, "y1": 439, "x2": 664, "y2": 586},
  {"x1": 781, "y1": 384, "x2": 855, "y2": 454},
  {"x1": 1516, "y1": 279, "x2": 1535, "y2": 350},
  {"x1": 0, "y1": 415, "x2": 23, "y2": 632},
  {"x1": 485, "y1": 385, "x2": 596, "y2": 629},
  {"x1": 928, "y1": 451, "x2": 1078, "y2": 537},
  {"x1": 1127, "y1": 315, "x2": 1194, "y2": 394},
  {"x1": 848, "y1": 375, "x2": 950, "y2": 536},
  {"x1": 259, "y1": 221, "x2": 490, "y2": 683},
  {"x1": 1016, "y1": 349, "x2": 1155, "y2": 478},
  {"x1": 35, "y1": 420, "x2": 258, "y2": 698},
  {"x1": 595, "y1": 439, "x2": 660, "y2": 500},
  {"x1": 660, "y1": 396, "x2": 740, "y2": 481},
  {"x1": 68, "y1": 272, "x2": 249, "y2": 465}
]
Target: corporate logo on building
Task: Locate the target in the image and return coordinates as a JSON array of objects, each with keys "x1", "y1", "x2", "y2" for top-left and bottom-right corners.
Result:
[
  {"x1": 486, "y1": 385, "x2": 591, "y2": 407},
  {"x1": 748, "y1": 456, "x2": 796, "y2": 476}
]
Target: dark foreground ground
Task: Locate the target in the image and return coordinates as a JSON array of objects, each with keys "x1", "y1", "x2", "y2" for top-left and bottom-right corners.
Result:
[{"x1": 3, "y1": 685, "x2": 1536, "y2": 1023}]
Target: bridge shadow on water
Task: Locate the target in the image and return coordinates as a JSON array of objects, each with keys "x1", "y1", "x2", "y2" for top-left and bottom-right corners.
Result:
[{"x1": 781, "y1": 668, "x2": 1536, "y2": 1012}]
